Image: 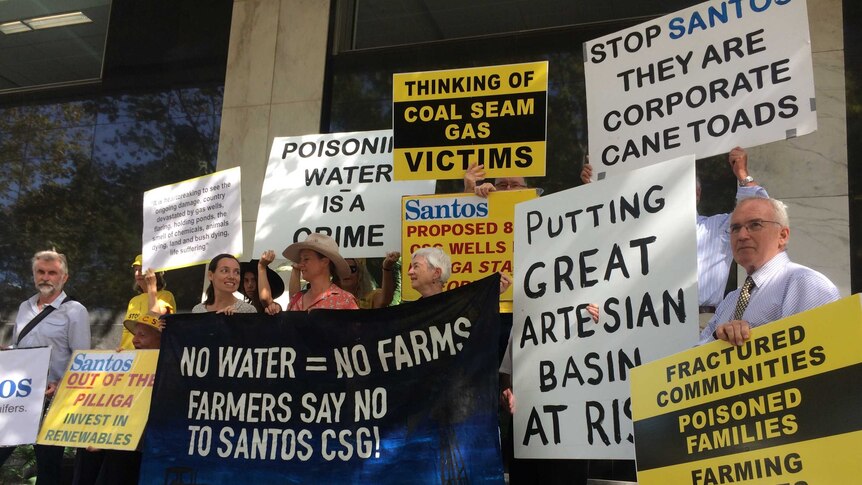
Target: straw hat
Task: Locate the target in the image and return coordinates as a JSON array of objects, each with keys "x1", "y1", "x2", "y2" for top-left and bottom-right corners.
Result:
[
  {"x1": 282, "y1": 233, "x2": 351, "y2": 280},
  {"x1": 123, "y1": 312, "x2": 161, "y2": 334}
]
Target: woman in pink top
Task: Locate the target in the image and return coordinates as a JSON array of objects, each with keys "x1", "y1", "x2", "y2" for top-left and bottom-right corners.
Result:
[{"x1": 282, "y1": 233, "x2": 358, "y2": 311}]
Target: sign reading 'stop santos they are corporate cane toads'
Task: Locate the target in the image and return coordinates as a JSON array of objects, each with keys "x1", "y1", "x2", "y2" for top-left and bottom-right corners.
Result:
[
  {"x1": 513, "y1": 155, "x2": 700, "y2": 459},
  {"x1": 631, "y1": 295, "x2": 862, "y2": 485},
  {"x1": 393, "y1": 62, "x2": 548, "y2": 180},
  {"x1": 584, "y1": 0, "x2": 816, "y2": 180}
]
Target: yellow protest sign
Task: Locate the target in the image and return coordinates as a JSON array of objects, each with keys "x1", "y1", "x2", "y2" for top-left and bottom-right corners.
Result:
[
  {"x1": 38, "y1": 350, "x2": 159, "y2": 451},
  {"x1": 630, "y1": 294, "x2": 862, "y2": 484},
  {"x1": 392, "y1": 61, "x2": 548, "y2": 180},
  {"x1": 401, "y1": 189, "x2": 537, "y2": 303}
]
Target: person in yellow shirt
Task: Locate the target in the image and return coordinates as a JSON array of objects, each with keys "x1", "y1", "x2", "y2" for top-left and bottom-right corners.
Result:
[{"x1": 119, "y1": 255, "x2": 175, "y2": 350}]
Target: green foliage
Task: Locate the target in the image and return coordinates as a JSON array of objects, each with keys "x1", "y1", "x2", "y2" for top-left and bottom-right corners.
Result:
[{"x1": 0, "y1": 445, "x2": 36, "y2": 484}]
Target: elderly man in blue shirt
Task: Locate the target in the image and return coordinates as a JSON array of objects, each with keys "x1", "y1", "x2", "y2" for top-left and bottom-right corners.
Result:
[
  {"x1": 700, "y1": 197, "x2": 840, "y2": 345},
  {"x1": 0, "y1": 250, "x2": 91, "y2": 484}
]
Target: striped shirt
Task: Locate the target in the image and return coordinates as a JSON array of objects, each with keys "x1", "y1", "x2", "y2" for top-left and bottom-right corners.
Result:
[
  {"x1": 697, "y1": 185, "x2": 768, "y2": 307},
  {"x1": 699, "y1": 251, "x2": 840, "y2": 344}
]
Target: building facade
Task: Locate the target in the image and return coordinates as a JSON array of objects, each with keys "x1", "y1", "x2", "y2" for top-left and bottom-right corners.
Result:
[{"x1": 0, "y1": 0, "x2": 857, "y2": 344}]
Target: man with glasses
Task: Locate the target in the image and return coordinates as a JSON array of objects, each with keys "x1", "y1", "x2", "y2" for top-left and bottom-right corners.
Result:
[
  {"x1": 699, "y1": 197, "x2": 839, "y2": 345},
  {"x1": 583, "y1": 147, "x2": 768, "y2": 330},
  {"x1": 463, "y1": 163, "x2": 543, "y2": 197}
]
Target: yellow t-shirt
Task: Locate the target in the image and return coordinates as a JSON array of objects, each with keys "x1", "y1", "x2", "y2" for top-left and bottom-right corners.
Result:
[{"x1": 120, "y1": 290, "x2": 176, "y2": 350}]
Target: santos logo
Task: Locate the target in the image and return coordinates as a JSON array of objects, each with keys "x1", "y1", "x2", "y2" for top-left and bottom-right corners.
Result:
[
  {"x1": 0, "y1": 378, "x2": 32, "y2": 398},
  {"x1": 404, "y1": 197, "x2": 488, "y2": 221},
  {"x1": 70, "y1": 353, "x2": 134, "y2": 372}
]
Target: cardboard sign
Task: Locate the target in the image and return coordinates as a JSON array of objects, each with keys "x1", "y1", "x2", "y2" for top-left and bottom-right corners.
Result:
[
  {"x1": 0, "y1": 347, "x2": 50, "y2": 446},
  {"x1": 401, "y1": 189, "x2": 538, "y2": 302},
  {"x1": 38, "y1": 350, "x2": 159, "y2": 450},
  {"x1": 632, "y1": 294, "x2": 862, "y2": 485},
  {"x1": 513, "y1": 155, "x2": 699, "y2": 459},
  {"x1": 585, "y1": 0, "x2": 816, "y2": 179},
  {"x1": 255, "y1": 130, "x2": 435, "y2": 258},
  {"x1": 143, "y1": 167, "x2": 242, "y2": 270},
  {"x1": 393, "y1": 61, "x2": 548, "y2": 180}
]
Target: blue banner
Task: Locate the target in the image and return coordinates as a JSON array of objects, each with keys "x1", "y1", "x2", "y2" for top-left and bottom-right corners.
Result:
[{"x1": 140, "y1": 274, "x2": 503, "y2": 483}]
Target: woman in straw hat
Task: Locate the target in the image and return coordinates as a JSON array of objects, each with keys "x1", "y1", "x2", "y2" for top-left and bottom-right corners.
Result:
[{"x1": 281, "y1": 233, "x2": 358, "y2": 311}]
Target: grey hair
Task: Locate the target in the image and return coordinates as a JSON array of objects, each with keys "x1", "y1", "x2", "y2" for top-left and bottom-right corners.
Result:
[
  {"x1": 736, "y1": 196, "x2": 789, "y2": 227},
  {"x1": 32, "y1": 250, "x2": 68, "y2": 275},
  {"x1": 411, "y1": 247, "x2": 452, "y2": 283}
]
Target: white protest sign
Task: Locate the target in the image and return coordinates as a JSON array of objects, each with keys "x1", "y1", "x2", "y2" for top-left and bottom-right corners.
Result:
[
  {"x1": 142, "y1": 167, "x2": 242, "y2": 271},
  {"x1": 254, "y1": 130, "x2": 435, "y2": 258},
  {"x1": 0, "y1": 347, "x2": 50, "y2": 446},
  {"x1": 585, "y1": 0, "x2": 815, "y2": 180},
  {"x1": 513, "y1": 155, "x2": 700, "y2": 459}
]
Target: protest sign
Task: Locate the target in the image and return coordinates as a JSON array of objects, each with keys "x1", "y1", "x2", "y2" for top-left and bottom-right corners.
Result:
[
  {"x1": 254, "y1": 130, "x2": 434, "y2": 258},
  {"x1": 401, "y1": 189, "x2": 537, "y2": 303},
  {"x1": 512, "y1": 155, "x2": 700, "y2": 459},
  {"x1": 631, "y1": 294, "x2": 862, "y2": 485},
  {"x1": 142, "y1": 167, "x2": 242, "y2": 270},
  {"x1": 585, "y1": 0, "x2": 816, "y2": 180},
  {"x1": 38, "y1": 350, "x2": 159, "y2": 450},
  {"x1": 393, "y1": 61, "x2": 548, "y2": 180},
  {"x1": 139, "y1": 275, "x2": 503, "y2": 483},
  {"x1": 0, "y1": 347, "x2": 50, "y2": 446}
]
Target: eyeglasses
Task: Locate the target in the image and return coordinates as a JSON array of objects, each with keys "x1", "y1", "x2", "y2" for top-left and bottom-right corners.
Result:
[
  {"x1": 727, "y1": 220, "x2": 782, "y2": 235},
  {"x1": 494, "y1": 181, "x2": 527, "y2": 190}
]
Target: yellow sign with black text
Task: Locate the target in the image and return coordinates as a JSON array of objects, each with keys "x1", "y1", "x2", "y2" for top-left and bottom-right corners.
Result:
[
  {"x1": 37, "y1": 350, "x2": 159, "y2": 451},
  {"x1": 392, "y1": 61, "x2": 548, "y2": 180},
  {"x1": 630, "y1": 294, "x2": 862, "y2": 484},
  {"x1": 401, "y1": 189, "x2": 538, "y2": 304}
]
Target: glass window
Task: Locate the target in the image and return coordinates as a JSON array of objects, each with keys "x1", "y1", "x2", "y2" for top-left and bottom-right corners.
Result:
[
  {"x1": 341, "y1": 0, "x2": 696, "y2": 51},
  {"x1": 327, "y1": 25, "x2": 623, "y2": 195},
  {"x1": 0, "y1": 86, "x2": 224, "y2": 320},
  {"x1": 327, "y1": 4, "x2": 740, "y2": 207}
]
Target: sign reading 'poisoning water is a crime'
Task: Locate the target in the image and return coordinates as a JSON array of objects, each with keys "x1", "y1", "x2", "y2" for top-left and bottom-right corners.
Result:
[{"x1": 255, "y1": 130, "x2": 434, "y2": 258}]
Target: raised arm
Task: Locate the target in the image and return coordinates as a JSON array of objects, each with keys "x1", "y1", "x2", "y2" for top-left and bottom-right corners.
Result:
[{"x1": 373, "y1": 251, "x2": 400, "y2": 308}]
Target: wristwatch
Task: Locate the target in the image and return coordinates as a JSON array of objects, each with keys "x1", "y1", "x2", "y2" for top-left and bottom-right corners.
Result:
[{"x1": 738, "y1": 175, "x2": 754, "y2": 187}]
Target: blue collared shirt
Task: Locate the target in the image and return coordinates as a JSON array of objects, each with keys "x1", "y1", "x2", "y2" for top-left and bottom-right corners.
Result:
[
  {"x1": 14, "y1": 291, "x2": 91, "y2": 382},
  {"x1": 699, "y1": 252, "x2": 840, "y2": 344}
]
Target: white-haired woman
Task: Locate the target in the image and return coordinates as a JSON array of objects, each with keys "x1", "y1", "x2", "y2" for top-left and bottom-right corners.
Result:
[{"x1": 407, "y1": 247, "x2": 511, "y2": 298}]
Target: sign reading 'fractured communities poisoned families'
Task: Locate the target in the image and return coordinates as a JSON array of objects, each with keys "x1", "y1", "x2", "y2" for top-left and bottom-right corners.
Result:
[{"x1": 631, "y1": 295, "x2": 862, "y2": 485}]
